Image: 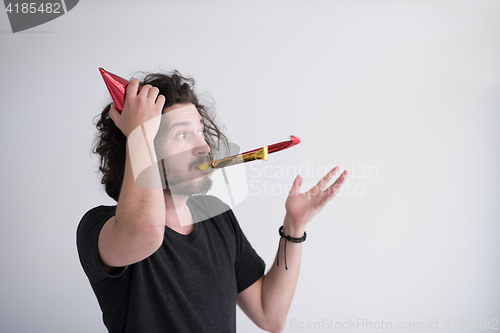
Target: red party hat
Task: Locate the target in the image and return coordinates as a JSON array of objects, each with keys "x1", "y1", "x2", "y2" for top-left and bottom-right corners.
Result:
[{"x1": 99, "y1": 68, "x2": 133, "y2": 113}]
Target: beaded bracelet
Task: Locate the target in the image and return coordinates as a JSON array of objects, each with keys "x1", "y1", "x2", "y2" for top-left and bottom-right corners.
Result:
[{"x1": 276, "y1": 225, "x2": 307, "y2": 270}]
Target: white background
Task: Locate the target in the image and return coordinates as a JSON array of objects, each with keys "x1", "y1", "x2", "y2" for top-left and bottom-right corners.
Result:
[{"x1": 1, "y1": 1, "x2": 499, "y2": 332}]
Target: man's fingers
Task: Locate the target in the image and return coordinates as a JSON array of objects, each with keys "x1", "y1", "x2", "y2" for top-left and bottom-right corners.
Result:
[
  {"x1": 317, "y1": 166, "x2": 339, "y2": 191},
  {"x1": 325, "y1": 170, "x2": 349, "y2": 197},
  {"x1": 126, "y1": 78, "x2": 141, "y2": 100},
  {"x1": 147, "y1": 86, "x2": 160, "y2": 100},
  {"x1": 289, "y1": 175, "x2": 303, "y2": 195},
  {"x1": 313, "y1": 170, "x2": 348, "y2": 208},
  {"x1": 108, "y1": 103, "x2": 119, "y2": 121},
  {"x1": 138, "y1": 84, "x2": 152, "y2": 99},
  {"x1": 156, "y1": 94, "x2": 166, "y2": 108}
]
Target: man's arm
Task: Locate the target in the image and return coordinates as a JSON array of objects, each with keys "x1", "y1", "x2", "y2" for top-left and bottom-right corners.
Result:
[
  {"x1": 98, "y1": 80, "x2": 167, "y2": 270},
  {"x1": 237, "y1": 167, "x2": 348, "y2": 333}
]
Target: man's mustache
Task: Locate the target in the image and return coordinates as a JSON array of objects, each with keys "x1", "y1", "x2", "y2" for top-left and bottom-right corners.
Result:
[
  {"x1": 160, "y1": 154, "x2": 212, "y2": 174},
  {"x1": 189, "y1": 155, "x2": 211, "y2": 170}
]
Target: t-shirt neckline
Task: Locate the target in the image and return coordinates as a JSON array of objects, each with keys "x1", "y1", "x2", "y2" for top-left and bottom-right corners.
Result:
[{"x1": 164, "y1": 197, "x2": 202, "y2": 241}]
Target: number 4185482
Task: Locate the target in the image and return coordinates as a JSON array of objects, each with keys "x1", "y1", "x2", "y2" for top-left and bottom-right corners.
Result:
[{"x1": 5, "y1": 3, "x2": 61, "y2": 14}]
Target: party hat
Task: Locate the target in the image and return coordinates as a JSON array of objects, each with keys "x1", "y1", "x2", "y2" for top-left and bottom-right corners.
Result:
[{"x1": 99, "y1": 68, "x2": 132, "y2": 113}]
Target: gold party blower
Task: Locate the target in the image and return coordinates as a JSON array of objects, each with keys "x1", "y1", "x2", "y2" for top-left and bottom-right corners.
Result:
[{"x1": 198, "y1": 136, "x2": 300, "y2": 170}]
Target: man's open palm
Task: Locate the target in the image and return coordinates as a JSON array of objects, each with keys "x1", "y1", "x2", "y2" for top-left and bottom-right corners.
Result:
[{"x1": 285, "y1": 166, "x2": 348, "y2": 229}]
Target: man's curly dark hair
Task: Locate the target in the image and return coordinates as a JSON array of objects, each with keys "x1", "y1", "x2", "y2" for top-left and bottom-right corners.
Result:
[{"x1": 92, "y1": 70, "x2": 229, "y2": 201}]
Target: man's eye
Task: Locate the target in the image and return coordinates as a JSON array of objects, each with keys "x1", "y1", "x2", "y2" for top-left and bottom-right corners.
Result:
[{"x1": 177, "y1": 132, "x2": 187, "y2": 139}]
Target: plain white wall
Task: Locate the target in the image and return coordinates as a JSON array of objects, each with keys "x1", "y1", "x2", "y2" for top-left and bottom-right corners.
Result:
[{"x1": 1, "y1": 1, "x2": 499, "y2": 332}]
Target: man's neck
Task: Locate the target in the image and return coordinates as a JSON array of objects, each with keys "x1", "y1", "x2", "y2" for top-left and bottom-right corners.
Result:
[{"x1": 163, "y1": 193, "x2": 195, "y2": 235}]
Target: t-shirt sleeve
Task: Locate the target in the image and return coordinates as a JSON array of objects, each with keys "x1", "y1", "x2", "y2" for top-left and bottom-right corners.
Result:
[
  {"x1": 76, "y1": 205, "x2": 127, "y2": 282},
  {"x1": 229, "y1": 210, "x2": 266, "y2": 293}
]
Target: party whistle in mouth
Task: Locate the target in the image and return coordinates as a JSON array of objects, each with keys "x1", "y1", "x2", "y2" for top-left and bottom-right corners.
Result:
[
  {"x1": 199, "y1": 146, "x2": 268, "y2": 170},
  {"x1": 198, "y1": 135, "x2": 300, "y2": 170}
]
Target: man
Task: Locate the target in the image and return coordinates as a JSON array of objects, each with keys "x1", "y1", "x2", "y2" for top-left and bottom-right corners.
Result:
[{"x1": 77, "y1": 71, "x2": 348, "y2": 333}]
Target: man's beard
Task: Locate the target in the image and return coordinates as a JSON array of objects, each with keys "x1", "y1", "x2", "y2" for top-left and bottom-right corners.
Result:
[{"x1": 161, "y1": 155, "x2": 213, "y2": 196}]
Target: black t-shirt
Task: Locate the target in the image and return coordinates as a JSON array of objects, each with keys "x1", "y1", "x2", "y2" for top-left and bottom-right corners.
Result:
[{"x1": 77, "y1": 195, "x2": 265, "y2": 333}]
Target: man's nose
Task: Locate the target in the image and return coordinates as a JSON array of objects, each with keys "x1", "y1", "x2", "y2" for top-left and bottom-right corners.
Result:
[{"x1": 192, "y1": 136, "x2": 210, "y2": 156}]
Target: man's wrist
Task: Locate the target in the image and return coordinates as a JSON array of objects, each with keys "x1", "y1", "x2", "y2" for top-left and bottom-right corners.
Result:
[{"x1": 282, "y1": 216, "x2": 306, "y2": 238}]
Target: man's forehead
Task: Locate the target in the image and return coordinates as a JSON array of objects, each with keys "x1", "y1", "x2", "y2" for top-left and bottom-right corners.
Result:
[{"x1": 161, "y1": 104, "x2": 202, "y2": 126}]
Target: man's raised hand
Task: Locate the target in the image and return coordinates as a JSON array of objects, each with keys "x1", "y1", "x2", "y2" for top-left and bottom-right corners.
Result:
[
  {"x1": 284, "y1": 166, "x2": 348, "y2": 232},
  {"x1": 108, "y1": 79, "x2": 166, "y2": 138}
]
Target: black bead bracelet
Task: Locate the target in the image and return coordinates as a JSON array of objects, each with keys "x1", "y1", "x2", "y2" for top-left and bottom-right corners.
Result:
[{"x1": 276, "y1": 225, "x2": 307, "y2": 270}]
